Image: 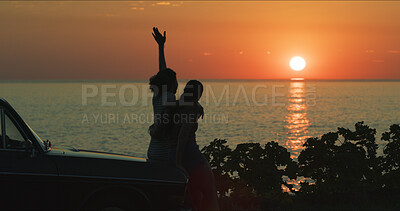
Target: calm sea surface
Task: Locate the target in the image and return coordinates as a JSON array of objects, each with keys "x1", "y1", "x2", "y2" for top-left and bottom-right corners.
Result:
[{"x1": 0, "y1": 80, "x2": 399, "y2": 158}]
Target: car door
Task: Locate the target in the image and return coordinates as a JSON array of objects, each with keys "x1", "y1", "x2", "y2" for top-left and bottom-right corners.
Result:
[{"x1": 0, "y1": 106, "x2": 59, "y2": 209}]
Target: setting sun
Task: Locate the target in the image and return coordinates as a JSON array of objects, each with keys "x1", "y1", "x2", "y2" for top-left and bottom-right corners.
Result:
[{"x1": 290, "y1": 56, "x2": 306, "y2": 71}]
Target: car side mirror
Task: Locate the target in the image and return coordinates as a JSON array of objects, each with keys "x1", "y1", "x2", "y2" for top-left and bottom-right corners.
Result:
[{"x1": 25, "y1": 140, "x2": 36, "y2": 158}]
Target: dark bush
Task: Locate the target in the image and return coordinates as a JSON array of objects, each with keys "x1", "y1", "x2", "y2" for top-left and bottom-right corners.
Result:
[
  {"x1": 201, "y1": 123, "x2": 400, "y2": 210},
  {"x1": 202, "y1": 139, "x2": 297, "y2": 209},
  {"x1": 296, "y1": 122, "x2": 383, "y2": 209},
  {"x1": 380, "y1": 124, "x2": 400, "y2": 208}
]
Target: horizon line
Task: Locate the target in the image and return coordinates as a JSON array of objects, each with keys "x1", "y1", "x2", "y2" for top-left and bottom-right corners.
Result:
[{"x1": 1, "y1": 78, "x2": 400, "y2": 83}]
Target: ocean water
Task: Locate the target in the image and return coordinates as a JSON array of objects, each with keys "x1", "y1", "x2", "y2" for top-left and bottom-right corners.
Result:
[{"x1": 0, "y1": 80, "x2": 399, "y2": 158}]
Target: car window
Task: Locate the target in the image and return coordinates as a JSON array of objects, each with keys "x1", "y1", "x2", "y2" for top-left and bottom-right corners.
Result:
[{"x1": 5, "y1": 113, "x2": 27, "y2": 150}]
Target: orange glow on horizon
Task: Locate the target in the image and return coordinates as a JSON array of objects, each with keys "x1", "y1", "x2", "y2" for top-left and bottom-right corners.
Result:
[{"x1": 0, "y1": 2, "x2": 399, "y2": 80}]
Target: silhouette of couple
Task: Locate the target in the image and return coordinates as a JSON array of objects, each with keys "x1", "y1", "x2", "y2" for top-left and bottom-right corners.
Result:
[{"x1": 146, "y1": 27, "x2": 219, "y2": 210}]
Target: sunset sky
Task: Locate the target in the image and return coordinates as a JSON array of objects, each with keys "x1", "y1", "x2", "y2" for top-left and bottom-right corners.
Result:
[{"x1": 0, "y1": 1, "x2": 399, "y2": 80}]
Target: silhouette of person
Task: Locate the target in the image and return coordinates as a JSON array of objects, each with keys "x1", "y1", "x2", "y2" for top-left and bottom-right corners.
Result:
[
  {"x1": 147, "y1": 27, "x2": 178, "y2": 163},
  {"x1": 168, "y1": 80, "x2": 219, "y2": 210}
]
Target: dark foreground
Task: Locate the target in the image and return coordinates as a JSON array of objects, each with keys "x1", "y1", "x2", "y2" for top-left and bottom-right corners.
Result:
[
  {"x1": 0, "y1": 98, "x2": 187, "y2": 210},
  {"x1": 201, "y1": 123, "x2": 400, "y2": 210}
]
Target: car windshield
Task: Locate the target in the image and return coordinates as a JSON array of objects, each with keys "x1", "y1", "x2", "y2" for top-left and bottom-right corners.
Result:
[{"x1": 26, "y1": 123, "x2": 47, "y2": 151}]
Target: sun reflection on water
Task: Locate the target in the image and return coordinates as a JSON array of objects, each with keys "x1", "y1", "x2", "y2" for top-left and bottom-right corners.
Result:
[
  {"x1": 283, "y1": 81, "x2": 313, "y2": 192},
  {"x1": 284, "y1": 81, "x2": 312, "y2": 159}
]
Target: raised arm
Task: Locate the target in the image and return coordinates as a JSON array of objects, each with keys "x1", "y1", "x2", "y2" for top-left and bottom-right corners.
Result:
[{"x1": 152, "y1": 27, "x2": 167, "y2": 72}]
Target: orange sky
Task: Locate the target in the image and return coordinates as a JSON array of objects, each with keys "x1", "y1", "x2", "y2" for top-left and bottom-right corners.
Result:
[{"x1": 0, "y1": 1, "x2": 399, "y2": 80}]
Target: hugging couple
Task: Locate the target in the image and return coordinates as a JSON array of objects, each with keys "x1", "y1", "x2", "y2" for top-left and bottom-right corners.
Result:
[{"x1": 146, "y1": 27, "x2": 219, "y2": 210}]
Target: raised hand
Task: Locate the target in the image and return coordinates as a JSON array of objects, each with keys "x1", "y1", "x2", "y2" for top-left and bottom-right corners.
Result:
[
  {"x1": 152, "y1": 27, "x2": 166, "y2": 46},
  {"x1": 152, "y1": 27, "x2": 167, "y2": 71}
]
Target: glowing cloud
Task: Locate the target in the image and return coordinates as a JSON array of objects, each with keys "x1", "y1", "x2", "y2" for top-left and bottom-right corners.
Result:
[
  {"x1": 387, "y1": 50, "x2": 400, "y2": 54},
  {"x1": 365, "y1": 50, "x2": 375, "y2": 53},
  {"x1": 131, "y1": 7, "x2": 144, "y2": 10},
  {"x1": 156, "y1": 2, "x2": 171, "y2": 6}
]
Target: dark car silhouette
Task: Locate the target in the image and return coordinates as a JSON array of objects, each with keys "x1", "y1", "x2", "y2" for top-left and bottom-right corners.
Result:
[{"x1": 0, "y1": 98, "x2": 187, "y2": 210}]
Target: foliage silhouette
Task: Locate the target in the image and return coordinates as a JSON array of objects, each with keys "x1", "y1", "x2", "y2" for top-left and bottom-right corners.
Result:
[
  {"x1": 296, "y1": 122, "x2": 385, "y2": 209},
  {"x1": 201, "y1": 122, "x2": 400, "y2": 210},
  {"x1": 202, "y1": 140, "x2": 297, "y2": 209},
  {"x1": 380, "y1": 124, "x2": 400, "y2": 208}
]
